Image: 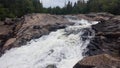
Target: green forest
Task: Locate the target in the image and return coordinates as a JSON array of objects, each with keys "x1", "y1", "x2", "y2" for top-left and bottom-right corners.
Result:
[{"x1": 0, "y1": 0, "x2": 120, "y2": 20}]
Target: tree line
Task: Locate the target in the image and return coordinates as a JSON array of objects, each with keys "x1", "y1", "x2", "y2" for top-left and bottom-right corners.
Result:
[
  {"x1": 0, "y1": 0, "x2": 43, "y2": 20},
  {"x1": 0, "y1": 0, "x2": 120, "y2": 20},
  {"x1": 46, "y1": 0, "x2": 120, "y2": 15}
]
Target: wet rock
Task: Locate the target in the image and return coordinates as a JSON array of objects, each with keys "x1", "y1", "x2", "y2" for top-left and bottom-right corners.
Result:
[
  {"x1": 84, "y1": 13, "x2": 120, "y2": 56},
  {"x1": 74, "y1": 54, "x2": 120, "y2": 68},
  {"x1": 0, "y1": 22, "x2": 15, "y2": 53},
  {"x1": 81, "y1": 28, "x2": 93, "y2": 41},
  {"x1": 85, "y1": 37, "x2": 103, "y2": 56},
  {"x1": 0, "y1": 40, "x2": 4, "y2": 48},
  {"x1": 74, "y1": 13, "x2": 120, "y2": 68},
  {"x1": 73, "y1": 64, "x2": 95, "y2": 68},
  {"x1": 48, "y1": 24, "x2": 66, "y2": 31},
  {"x1": 0, "y1": 14, "x2": 71, "y2": 54},
  {"x1": 2, "y1": 38, "x2": 16, "y2": 50},
  {"x1": 33, "y1": 25, "x2": 42, "y2": 29},
  {"x1": 46, "y1": 64, "x2": 57, "y2": 68}
]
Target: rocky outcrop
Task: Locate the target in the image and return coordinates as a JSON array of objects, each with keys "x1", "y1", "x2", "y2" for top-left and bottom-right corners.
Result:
[
  {"x1": 0, "y1": 14, "x2": 73, "y2": 55},
  {"x1": 74, "y1": 13, "x2": 120, "y2": 68},
  {"x1": 0, "y1": 20, "x2": 15, "y2": 55},
  {"x1": 12, "y1": 14, "x2": 71, "y2": 48},
  {"x1": 74, "y1": 54, "x2": 120, "y2": 68},
  {"x1": 0, "y1": 13, "x2": 120, "y2": 68},
  {"x1": 85, "y1": 13, "x2": 120, "y2": 56}
]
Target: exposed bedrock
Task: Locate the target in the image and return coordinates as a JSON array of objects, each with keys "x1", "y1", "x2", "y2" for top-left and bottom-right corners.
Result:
[
  {"x1": 0, "y1": 13, "x2": 120, "y2": 68},
  {"x1": 0, "y1": 14, "x2": 74, "y2": 55},
  {"x1": 74, "y1": 13, "x2": 120, "y2": 68}
]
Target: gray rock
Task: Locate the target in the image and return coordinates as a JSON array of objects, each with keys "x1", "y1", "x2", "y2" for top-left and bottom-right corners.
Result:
[{"x1": 46, "y1": 64, "x2": 57, "y2": 68}]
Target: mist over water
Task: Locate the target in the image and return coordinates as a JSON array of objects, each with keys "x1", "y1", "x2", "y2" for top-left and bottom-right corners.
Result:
[{"x1": 0, "y1": 16, "x2": 98, "y2": 68}]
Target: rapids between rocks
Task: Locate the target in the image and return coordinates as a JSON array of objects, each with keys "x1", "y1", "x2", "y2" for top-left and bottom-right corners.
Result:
[{"x1": 0, "y1": 16, "x2": 98, "y2": 68}]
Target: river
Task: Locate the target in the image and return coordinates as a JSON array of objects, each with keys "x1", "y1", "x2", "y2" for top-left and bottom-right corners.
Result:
[{"x1": 0, "y1": 16, "x2": 98, "y2": 68}]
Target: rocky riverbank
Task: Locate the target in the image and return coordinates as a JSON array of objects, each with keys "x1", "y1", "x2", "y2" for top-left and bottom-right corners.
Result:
[
  {"x1": 0, "y1": 14, "x2": 74, "y2": 56},
  {"x1": 0, "y1": 13, "x2": 120, "y2": 68},
  {"x1": 74, "y1": 13, "x2": 120, "y2": 68}
]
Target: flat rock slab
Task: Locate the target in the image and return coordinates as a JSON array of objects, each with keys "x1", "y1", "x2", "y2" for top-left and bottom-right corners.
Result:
[{"x1": 74, "y1": 54, "x2": 120, "y2": 68}]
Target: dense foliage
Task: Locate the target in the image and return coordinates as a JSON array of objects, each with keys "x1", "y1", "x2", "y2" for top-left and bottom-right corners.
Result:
[
  {"x1": 0, "y1": 0, "x2": 43, "y2": 20},
  {"x1": 87, "y1": 0, "x2": 120, "y2": 15},
  {"x1": 0, "y1": 0, "x2": 120, "y2": 20},
  {"x1": 48, "y1": 0, "x2": 120, "y2": 15}
]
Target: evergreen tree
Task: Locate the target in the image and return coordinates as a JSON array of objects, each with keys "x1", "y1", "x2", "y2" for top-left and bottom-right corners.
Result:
[
  {"x1": 87, "y1": 0, "x2": 120, "y2": 14},
  {"x1": 32, "y1": 0, "x2": 43, "y2": 13},
  {"x1": 72, "y1": 2, "x2": 79, "y2": 14},
  {"x1": 0, "y1": 0, "x2": 120, "y2": 20},
  {"x1": 66, "y1": 1, "x2": 73, "y2": 14},
  {"x1": 0, "y1": 0, "x2": 44, "y2": 20}
]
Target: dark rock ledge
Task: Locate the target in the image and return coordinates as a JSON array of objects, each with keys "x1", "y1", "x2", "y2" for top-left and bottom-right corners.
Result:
[{"x1": 74, "y1": 13, "x2": 120, "y2": 68}]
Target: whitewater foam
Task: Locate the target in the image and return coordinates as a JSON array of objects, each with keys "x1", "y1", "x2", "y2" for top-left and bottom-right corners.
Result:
[{"x1": 0, "y1": 17, "x2": 98, "y2": 68}]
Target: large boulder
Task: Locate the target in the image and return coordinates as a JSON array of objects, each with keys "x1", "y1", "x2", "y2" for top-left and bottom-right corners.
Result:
[
  {"x1": 46, "y1": 64, "x2": 57, "y2": 68},
  {"x1": 0, "y1": 23, "x2": 14, "y2": 46},
  {"x1": 74, "y1": 54, "x2": 120, "y2": 68},
  {"x1": 0, "y1": 20, "x2": 15, "y2": 56},
  {"x1": 2, "y1": 38, "x2": 16, "y2": 51}
]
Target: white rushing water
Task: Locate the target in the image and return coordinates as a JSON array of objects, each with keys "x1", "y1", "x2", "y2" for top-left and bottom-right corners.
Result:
[{"x1": 0, "y1": 16, "x2": 98, "y2": 68}]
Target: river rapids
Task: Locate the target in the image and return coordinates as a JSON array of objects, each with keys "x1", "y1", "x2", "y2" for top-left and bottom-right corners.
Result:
[{"x1": 0, "y1": 16, "x2": 98, "y2": 68}]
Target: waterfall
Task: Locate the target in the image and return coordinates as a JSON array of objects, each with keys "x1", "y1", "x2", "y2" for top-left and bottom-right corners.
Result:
[{"x1": 0, "y1": 16, "x2": 98, "y2": 68}]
